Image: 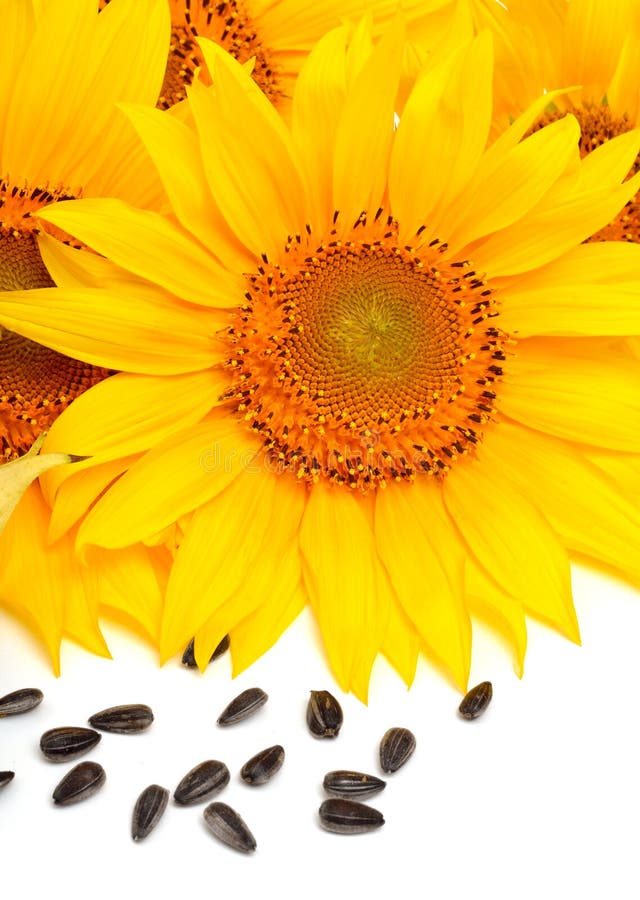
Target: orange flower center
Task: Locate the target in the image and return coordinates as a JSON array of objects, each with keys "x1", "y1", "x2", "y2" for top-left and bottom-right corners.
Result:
[
  {"x1": 535, "y1": 103, "x2": 640, "y2": 243},
  {"x1": 223, "y1": 213, "x2": 507, "y2": 491},
  {"x1": 0, "y1": 179, "x2": 110, "y2": 462},
  {"x1": 100, "y1": 0, "x2": 281, "y2": 109}
]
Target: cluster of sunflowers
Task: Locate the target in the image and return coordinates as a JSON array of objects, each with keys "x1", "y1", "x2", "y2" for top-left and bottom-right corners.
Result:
[{"x1": 1, "y1": 0, "x2": 639, "y2": 703}]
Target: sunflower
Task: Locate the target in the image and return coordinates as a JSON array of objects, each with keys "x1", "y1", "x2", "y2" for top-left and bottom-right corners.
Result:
[
  {"x1": 0, "y1": 0, "x2": 172, "y2": 670},
  {"x1": 3, "y1": 24, "x2": 640, "y2": 699},
  {"x1": 96, "y1": 0, "x2": 461, "y2": 112}
]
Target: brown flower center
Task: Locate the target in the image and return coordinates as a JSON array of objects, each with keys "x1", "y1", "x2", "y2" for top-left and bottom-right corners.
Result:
[
  {"x1": 0, "y1": 179, "x2": 110, "y2": 462},
  {"x1": 534, "y1": 103, "x2": 640, "y2": 243},
  {"x1": 99, "y1": 0, "x2": 281, "y2": 109},
  {"x1": 222, "y1": 213, "x2": 507, "y2": 491}
]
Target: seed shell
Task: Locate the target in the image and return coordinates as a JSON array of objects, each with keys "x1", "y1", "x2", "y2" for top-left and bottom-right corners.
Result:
[
  {"x1": 217, "y1": 688, "x2": 268, "y2": 726},
  {"x1": 306, "y1": 690, "x2": 343, "y2": 738},
  {"x1": 319, "y1": 798, "x2": 385, "y2": 834},
  {"x1": 181, "y1": 634, "x2": 230, "y2": 668},
  {"x1": 0, "y1": 687, "x2": 43, "y2": 717},
  {"x1": 203, "y1": 801, "x2": 257, "y2": 853},
  {"x1": 52, "y1": 761, "x2": 106, "y2": 806},
  {"x1": 240, "y1": 745, "x2": 285, "y2": 786},
  {"x1": 0, "y1": 771, "x2": 15, "y2": 789},
  {"x1": 40, "y1": 726, "x2": 101, "y2": 762},
  {"x1": 174, "y1": 760, "x2": 230, "y2": 805},
  {"x1": 459, "y1": 681, "x2": 493, "y2": 719},
  {"x1": 88, "y1": 704, "x2": 154, "y2": 734},
  {"x1": 379, "y1": 727, "x2": 416, "y2": 773},
  {"x1": 131, "y1": 784, "x2": 169, "y2": 841},
  {"x1": 323, "y1": 770, "x2": 386, "y2": 800}
]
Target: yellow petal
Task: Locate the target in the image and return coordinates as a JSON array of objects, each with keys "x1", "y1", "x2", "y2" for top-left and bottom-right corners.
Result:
[
  {"x1": 77, "y1": 416, "x2": 258, "y2": 550},
  {"x1": 485, "y1": 420, "x2": 640, "y2": 585},
  {"x1": 375, "y1": 478, "x2": 470, "y2": 691},
  {"x1": 444, "y1": 453, "x2": 579, "y2": 641},
  {"x1": 499, "y1": 242, "x2": 640, "y2": 337},
  {"x1": 39, "y1": 198, "x2": 239, "y2": 308},
  {"x1": 160, "y1": 470, "x2": 283, "y2": 660},
  {"x1": 300, "y1": 484, "x2": 382, "y2": 698},
  {"x1": 332, "y1": 17, "x2": 405, "y2": 232},
  {"x1": 0, "y1": 284, "x2": 223, "y2": 375},
  {"x1": 465, "y1": 557, "x2": 527, "y2": 677},
  {"x1": 41, "y1": 369, "x2": 227, "y2": 502},
  {"x1": 501, "y1": 337, "x2": 640, "y2": 452}
]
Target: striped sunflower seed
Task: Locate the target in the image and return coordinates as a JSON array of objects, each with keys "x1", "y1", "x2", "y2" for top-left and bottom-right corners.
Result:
[
  {"x1": 40, "y1": 726, "x2": 101, "y2": 762},
  {"x1": 217, "y1": 688, "x2": 268, "y2": 726},
  {"x1": 0, "y1": 771, "x2": 15, "y2": 789},
  {"x1": 319, "y1": 798, "x2": 385, "y2": 834},
  {"x1": 88, "y1": 704, "x2": 154, "y2": 734},
  {"x1": 52, "y1": 761, "x2": 106, "y2": 806},
  {"x1": 240, "y1": 745, "x2": 285, "y2": 786},
  {"x1": 181, "y1": 635, "x2": 230, "y2": 668},
  {"x1": 459, "y1": 681, "x2": 493, "y2": 719},
  {"x1": 131, "y1": 784, "x2": 169, "y2": 841},
  {"x1": 203, "y1": 801, "x2": 257, "y2": 853},
  {"x1": 173, "y1": 760, "x2": 230, "y2": 805},
  {"x1": 0, "y1": 687, "x2": 43, "y2": 717},
  {"x1": 306, "y1": 690, "x2": 343, "y2": 738},
  {"x1": 379, "y1": 727, "x2": 416, "y2": 773},
  {"x1": 323, "y1": 770, "x2": 386, "y2": 800}
]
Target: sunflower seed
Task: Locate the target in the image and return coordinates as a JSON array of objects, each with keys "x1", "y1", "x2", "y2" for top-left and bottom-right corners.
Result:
[
  {"x1": 52, "y1": 761, "x2": 106, "y2": 806},
  {"x1": 40, "y1": 726, "x2": 101, "y2": 762},
  {"x1": 88, "y1": 704, "x2": 154, "y2": 734},
  {"x1": 306, "y1": 690, "x2": 343, "y2": 738},
  {"x1": 174, "y1": 760, "x2": 230, "y2": 805},
  {"x1": 217, "y1": 688, "x2": 268, "y2": 726},
  {"x1": 319, "y1": 798, "x2": 385, "y2": 834},
  {"x1": 379, "y1": 727, "x2": 416, "y2": 773},
  {"x1": 131, "y1": 784, "x2": 169, "y2": 841},
  {"x1": 181, "y1": 634, "x2": 230, "y2": 668},
  {"x1": 0, "y1": 687, "x2": 43, "y2": 717},
  {"x1": 0, "y1": 771, "x2": 15, "y2": 789},
  {"x1": 240, "y1": 745, "x2": 285, "y2": 786},
  {"x1": 458, "y1": 681, "x2": 493, "y2": 719},
  {"x1": 323, "y1": 770, "x2": 386, "y2": 800},
  {"x1": 203, "y1": 801, "x2": 257, "y2": 853}
]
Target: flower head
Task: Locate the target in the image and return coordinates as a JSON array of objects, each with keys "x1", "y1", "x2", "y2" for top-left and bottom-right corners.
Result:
[{"x1": 3, "y1": 23, "x2": 640, "y2": 698}]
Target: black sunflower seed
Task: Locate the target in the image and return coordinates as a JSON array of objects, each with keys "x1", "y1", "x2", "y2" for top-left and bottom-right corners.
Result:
[
  {"x1": 323, "y1": 770, "x2": 386, "y2": 800},
  {"x1": 217, "y1": 688, "x2": 268, "y2": 726},
  {"x1": 319, "y1": 798, "x2": 385, "y2": 834},
  {"x1": 174, "y1": 760, "x2": 230, "y2": 805},
  {"x1": 52, "y1": 761, "x2": 106, "y2": 806},
  {"x1": 203, "y1": 801, "x2": 257, "y2": 853},
  {"x1": 0, "y1": 687, "x2": 43, "y2": 717},
  {"x1": 306, "y1": 690, "x2": 343, "y2": 738},
  {"x1": 88, "y1": 704, "x2": 154, "y2": 734},
  {"x1": 240, "y1": 745, "x2": 285, "y2": 786},
  {"x1": 40, "y1": 727, "x2": 101, "y2": 762},
  {"x1": 181, "y1": 634, "x2": 230, "y2": 668},
  {"x1": 131, "y1": 784, "x2": 169, "y2": 841},
  {"x1": 379, "y1": 727, "x2": 416, "y2": 773},
  {"x1": 458, "y1": 681, "x2": 493, "y2": 719},
  {"x1": 0, "y1": 771, "x2": 15, "y2": 789}
]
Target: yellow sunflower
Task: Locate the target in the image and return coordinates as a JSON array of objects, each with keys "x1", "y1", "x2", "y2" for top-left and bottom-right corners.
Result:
[
  {"x1": 0, "y1": 0, "x2": 172, "y2": 670},
  {"x1": 469, "y1": 0, "x2": 640, "y2": 498},
  {"x1": 3, "y1": 24, "x2": 640, "y2": 699},
  {"x1": 96, "y1": 0, "x2": 461, "y2": 112}
]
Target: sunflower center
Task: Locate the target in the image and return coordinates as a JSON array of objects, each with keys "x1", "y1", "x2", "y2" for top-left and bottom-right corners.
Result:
[
  {"x1": 534, "y1": 103, "x2": 640, "y2": 243},
  {"x1": 0, "y1": 179, "x2": 111, "y2": 462},
  {"x1": 223, "y1": 214, "x2": 507, "y2": 491},
  {"x1": 99, "y1": 0, "x2": 281, "y2": 109}
]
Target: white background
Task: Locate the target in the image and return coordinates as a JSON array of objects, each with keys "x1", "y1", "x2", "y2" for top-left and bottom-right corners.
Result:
[{"x1": 1, "y1": 563, "x2": 639, "y2": 900}]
